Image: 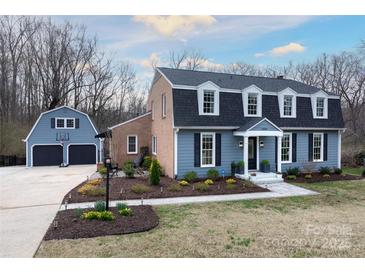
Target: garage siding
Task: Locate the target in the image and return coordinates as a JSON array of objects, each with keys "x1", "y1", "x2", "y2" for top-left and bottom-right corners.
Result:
[{"x1": 26, "y1": 107, "x2": 101, "y2": 166}]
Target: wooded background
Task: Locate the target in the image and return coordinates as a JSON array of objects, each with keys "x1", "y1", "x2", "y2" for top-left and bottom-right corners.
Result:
[{"x1": 0, "y1": 16, "x2": 364, "y2": 164}]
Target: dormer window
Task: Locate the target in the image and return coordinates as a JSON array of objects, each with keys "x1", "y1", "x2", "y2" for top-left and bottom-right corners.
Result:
[
  {"x1": 283, "y1": 95, "x2": 293, "y2": 116},
  {"x1": 316, "y1": 97, "x2": 325, "y2": 117},
  {"x1": 247, "y1": 93, "x2": 258, "y2": 115},
  {"x1": 243, "y1": 85, "x2": 262, "y2": 117},
  {"x1": 278, "y1": 88, "x2": 297, "y2": 118},
  {"x1": 197, "y1": 81, "x2": 220, "y2": 116},
  {"x1": 311, "y1": 91, "x2": 328, "y2": 119}
]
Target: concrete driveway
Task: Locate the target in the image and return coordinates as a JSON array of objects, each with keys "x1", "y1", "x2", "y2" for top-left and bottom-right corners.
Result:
[{"x1": 0, "y1": 165, "x2": 96, "y2": 257}]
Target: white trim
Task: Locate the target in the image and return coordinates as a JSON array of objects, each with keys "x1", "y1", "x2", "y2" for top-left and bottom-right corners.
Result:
[
  {"x1": 155, "y1": 68, "x2": 174, "y2": 88},
  {"x1": 109, "y1": 112, "x2": 152, "y2": 130},
  {"x1": 55, "y1": 117, "x2": 76, "y2": 129},
  {"x1": 281, "y1": 132, "x2": 292, "y2": 164},
  {"x1": 127, "y1": 135, "x2": 138, "y2": 154},
  {"x1": 99, "y1": 138, "x2": 103, "y2": 163},
  {"x1": 30, "y1": 143, "x2": 63, "y2": 167},
  {"x1": 174, "y1": 126, "x2": 239, "y2": 130},
  {"x1": 197, "y1": 81, "x2": 220, "y2": 116},
  {"x1": 278, "y1": 88, "x2": 297, "y2": 118},
  {"x1": 311, "y1": 91, "x2": 329, "y2": 119},
  {"x1": 66, "y1": 143, "x2": 98, "y2": 165},
  {"x1": 152, "y1": 135, "x2": 157, "y2": 155},
  {"x1": 277, "y1": 136, "x2": 282, "y2": 173},
  {"x1": 24, "y1": 106, "x2": 99, "y2": 141},
  {"x1": 281, "y1": 127, "x2": 345, "y2": 131},
  {"x1": 162, "y1": 94, "x2": 167, "y2": 118},
  {"x1": 245, "y1": 118, "x2": 283, "y2": 132},
  {"x1": 338, "y1": 130, "x2": 342, "y2": 168},
  {"x1": 174, "y1": 129, "x2": 179, "y2": 176},
  {"x1": 242, "y1": 85, "x2": 263, "y2": 117},
  {"x1": 200, "y1": 132, "x2": 216, "y2": 168},
  {"x1": 234, "y1": 130, "x2": 284, "y2": 137},
  {"x1": 256, "y1": 136, "x2": 260, "y2": 171},
  {"x1": 312, "y1": 132, "x2": 324, "y2": 162}
]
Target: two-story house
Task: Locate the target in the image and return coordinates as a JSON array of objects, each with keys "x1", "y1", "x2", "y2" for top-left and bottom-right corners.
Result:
[{"x1": 110, "y1": 67, "x2": 345, "y2": 179}]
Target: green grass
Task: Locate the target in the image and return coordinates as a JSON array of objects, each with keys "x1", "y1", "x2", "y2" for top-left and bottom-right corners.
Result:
[{"x1": 343, "y1": 166, "x2": 364, "y2": 176}]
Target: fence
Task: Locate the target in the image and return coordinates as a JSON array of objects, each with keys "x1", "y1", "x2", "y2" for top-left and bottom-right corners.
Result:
[{"x1": 0, "y1": 155, "x2": 26, "y2": 166}]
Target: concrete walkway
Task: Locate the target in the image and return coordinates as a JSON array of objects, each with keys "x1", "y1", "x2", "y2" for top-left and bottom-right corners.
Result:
[
  {"x1": 0, "y1": 165, "x2": 96, "y2": 258},
  {"x1": 61, "y1": 182, "x2": 318, "y2": 210}
]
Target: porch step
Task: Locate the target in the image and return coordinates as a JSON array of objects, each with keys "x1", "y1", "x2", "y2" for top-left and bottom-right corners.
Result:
[{"x1": 235, "y1": 172, "x2": 284, "y2": 184}]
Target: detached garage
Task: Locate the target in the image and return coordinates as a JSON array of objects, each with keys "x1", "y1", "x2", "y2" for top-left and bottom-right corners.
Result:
[{"x1": 24, "y1": 106, "x2": 102, "y2": 167}]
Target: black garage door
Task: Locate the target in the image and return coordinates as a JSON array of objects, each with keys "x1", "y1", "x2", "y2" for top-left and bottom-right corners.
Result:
[
  {"x1": 69, "y1": 145, "x2": 96, "y2": 165},
  {"x1": 33, "y1": 145, "x2": 63, "y2": 166}
]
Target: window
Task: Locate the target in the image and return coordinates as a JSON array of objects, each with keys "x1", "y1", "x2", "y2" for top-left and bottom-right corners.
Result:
[
  {"x1": 151, "y1": 101, "x2": 155, "y2": 120},
  {"x1": 247, "y1": 93, "x2": 258, "y2": 115},
  {"x1": 55, "y1": 118, "x2": 75, "y2": 129},
  {"x1": 283, "y1": 95, "x2": 293, "y2": 116},
  {"x1": 162, "y1": 94, "x2": 166, "y2": 118},
  {"x1": 127, "y1": 135, "x2": 138, "y2": 154},
  {"x1": 203, "y1": 90, "x2": 215, "y2": 114},
  {"x1": 152, "y1": 136, "x2": 157, "y2": 155},
  {"x1": 313, "y1": 133, "x2": 323, "y2": 161},
  {"x1": 316, "y1": 97, "x2": 325, "y2": 117},
  {"x1": 201, "y1": 133, "x2": 215, "y2": 167},
  {"x1": 281, "y1": 133, "x2": 292, "y2": 163}
]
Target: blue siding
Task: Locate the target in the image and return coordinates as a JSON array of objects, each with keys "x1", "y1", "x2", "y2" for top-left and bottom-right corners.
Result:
[
  {"x1": 26, "y1": 107, "x2": 100, "y2": 166},
  {"x1": 177, "y1": 130, "x2": 242, "y2": 178},
  {"x1": 176, "y1": 130, "x2": 339, "y2": 178},
  {"x1": 251, "y1": 120, "x2": 279, "y2": 131}
]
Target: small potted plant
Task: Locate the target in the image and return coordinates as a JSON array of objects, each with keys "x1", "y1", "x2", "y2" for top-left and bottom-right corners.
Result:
[
  {"x1": 260, "y1": 159, "x2": 270, "y2": 173},
  {"x1": 236, "y1": 160, "x2": 245, "y2": 174}
]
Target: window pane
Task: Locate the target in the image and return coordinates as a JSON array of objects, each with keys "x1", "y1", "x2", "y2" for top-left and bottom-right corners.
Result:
[
  {"x1": 128, "y1": 136, "x2": 136, "y2": 153},
  {"x1": 313, "y1": 134, "x2": 322, "y2": 160},
  {"x1": 281, "y1": 134, "x2": 291, "y2": 162},
  {"x1": 66, "y1": 119, "x2": 74, "y2": 128},
  {"x1": 284, "y1": 95, "x2": 292, "y2": 116},
  {"x1": 316, "y1": 98, "x2": 324, "y2": 117},
  {"x1": 56, "y1": 119, "x2": 64, "y2": 128},
  {"x1": 201, "y1": 134, "x2": 213, "y2": 165},
  {"x1": 248, "y1": 93, "x2": 257, "y2": 115},
  {"x1": 203, "y1": 90, "x2": 215, "y2": 113}
]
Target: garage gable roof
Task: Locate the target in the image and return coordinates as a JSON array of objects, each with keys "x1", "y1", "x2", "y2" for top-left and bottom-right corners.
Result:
[{"x1": 24, "y1": 106, "x2": 99, "y2": 142}]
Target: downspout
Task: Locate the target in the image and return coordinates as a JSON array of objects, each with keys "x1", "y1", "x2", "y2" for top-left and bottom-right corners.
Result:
[{"x1": 174, "y1": 128, "x2": 179, "y2": 178}]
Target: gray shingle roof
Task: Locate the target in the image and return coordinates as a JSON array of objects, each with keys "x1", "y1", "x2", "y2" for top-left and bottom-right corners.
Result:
[{"x1": 158, "y1": 67, "x2": 336, "y2": 95}]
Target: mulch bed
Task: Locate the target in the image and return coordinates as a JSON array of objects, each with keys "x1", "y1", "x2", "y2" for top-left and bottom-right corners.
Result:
[
  {"x1": 64, "y1": 176, "x2": 269, "y2": 204},
  {"x1": 284, "y1": 172, "x2": 361, "y2": 183},
  {"x1": 43, "y1": 206, "x2": 159, "y2": 240}
]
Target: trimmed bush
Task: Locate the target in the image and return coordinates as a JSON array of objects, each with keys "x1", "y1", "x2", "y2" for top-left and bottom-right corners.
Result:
[
  {"x1": 184, "y1": 171, "x2": 198, "y2": 182},
  {"x1": 226, "y1": 178, "x2": 237, "y2": 184},
  {"x1": 119, "y1": 207, "x2": 133, "y2": 216},
  {"x1": 334, "y1": 168, "x2": 342, "y2": 175},
  {"x1": 226, "y1": 184, "x2": 238, "y2": 190},
  {"x1": 179, "y1": 180, "x2": 190, "y2": 186},
  {"x1": 168, "y1": 184, "x2": 182, "y2": 192},
  {"x1": 142, "y1": 156, "x2": 152, "y2": 170},
  {"x1": 204, "y1": 179, "x2": 214, "y2": 185},
  {"x1": 131, "y1": 184, "x2": 151, "y2": 194},
  {"x1": 149, "y1": 159, "x2": 161, "y2": 185},
  {"x1": 78, "y1": 178, "x2": 104, "y2": 195},
  {"x1": 287, "y1": 167, "x2": 300, "y2": 176},
  {"x1": 207, "y1": 168, "x2": 219, "y2": 180},
  {"x1": 287, "y1": 175, "x2": 297, "y2": 180},
  {"x1": 94, "y1": 200, "x2": 106, "y2": 212},
  {"x1": 86, "y1": 187, "x2": 106, "y2": 196},
  {"x1": 195, "y1": 182, "x2": 210, "y2": 192},
  {"x1": 75, "y1": 208, "x2": 84, "y2": 218},
  {"x1": 304, "y1": 174, "x2": 312, "y2": 179},
  {"x1": 319, "y1": 166, "x2": 331, "y2": 175},
  {"x1": 83, "y1": 210, "x2": 115, "y2": 221},
  {"x1": 261, "y1": 159, "x2": 270, "y2": 166},
  {"x1": 123, "y1": 161, "x2": 135, "y2": 178},
  {"x1": 87, "y1": 178, "x2": 103, "y2": 186},
  {"x1": 116, "y1": 202, "x2": 128, "y2": 211},
  {"x1": 98, "y1": 167, "x2": 107, "y2": 176}
]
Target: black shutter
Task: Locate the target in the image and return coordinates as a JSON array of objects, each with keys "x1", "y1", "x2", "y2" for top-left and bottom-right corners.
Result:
[
  {"x1": 308, "y1": 133, "x2": 313, "y2": 161},
  {"x1": 75, "y1": 118, "x2": 80, "y2": 128},
  {"x1": 292, "y1": 133, "x2": 297, "y2": 162},
  {"x1": 275, "y1": 137, "x2": 278, "y2": 169},
  {"x1": 51, "y1": 118, "x2": 55, "y2": 128},
  {"x1": 215, "y1": 133, "x2": 221, "y2": 166},
  {"x1": 324, "y1": 133, "x2": 328, "y2": 161},
  {"x1": 194, "y1": 133, "x2": 200, "y2": 167}
]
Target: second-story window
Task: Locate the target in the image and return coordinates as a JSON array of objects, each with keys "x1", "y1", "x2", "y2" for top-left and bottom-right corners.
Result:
[
  {"x1": 316, "y1": 97, "x2": 325, "y2": 117},
  {"x1": 283, "y1": 95, "x2": 293, "y2": 116},
  {"x1": 56, "y1": 118, "x2": 75, "y2": 129},
  {"x1": 247, "y1": 93, "x2": 258, "y2": 115},
  {"x1": 162, "y1": 94, "x2": 166, "y2": 118},
  {"x1": 203, "y1": 90, "x2": 215, "y2": 114}
]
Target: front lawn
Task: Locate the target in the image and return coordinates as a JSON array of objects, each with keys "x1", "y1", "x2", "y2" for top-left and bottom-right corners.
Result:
[
  {"x1": 343, "y1": 166, "x2": 365, "y2": 176},
  {"x1": 36, "y1": 179, "x2": 365, "y2": 258}
]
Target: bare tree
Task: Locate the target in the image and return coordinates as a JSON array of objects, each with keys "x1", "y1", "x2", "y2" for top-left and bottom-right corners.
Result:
[{"x1": 169, "y1": 48, "x2": 207, "y2": 70}]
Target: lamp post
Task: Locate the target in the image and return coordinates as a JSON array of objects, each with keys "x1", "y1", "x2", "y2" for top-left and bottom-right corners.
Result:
[{"x1": 104, "y1": 157, "x2": 112, "y2": 210}]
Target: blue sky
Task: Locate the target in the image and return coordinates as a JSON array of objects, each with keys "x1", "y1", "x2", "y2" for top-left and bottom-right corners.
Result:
[{"x1": 55, "y1": 15, "x2": 365, "y2": 84}]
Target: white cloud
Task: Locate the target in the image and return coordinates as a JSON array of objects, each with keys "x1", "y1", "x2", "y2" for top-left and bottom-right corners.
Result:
[
  {"x1": 139, "y1": 52, "x2": 160, "y2": 68},
  {"x1": 133, "y1": 16, "x2": 216, "y2": 38},
  {"x1": 255, "y1": 42, "x2": 306, "y2": 57}
]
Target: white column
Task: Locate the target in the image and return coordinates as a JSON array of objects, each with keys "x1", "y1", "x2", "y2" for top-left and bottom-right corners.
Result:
[
  {"x1": 338, "y1": 130, "x2": 342, "y2": 168},
  {"x1": 277, "y1": 136, "x2": 282, "y2": 173},
  {"x1": 244, "y1": 136, "x2": 249, "y2": 176}
]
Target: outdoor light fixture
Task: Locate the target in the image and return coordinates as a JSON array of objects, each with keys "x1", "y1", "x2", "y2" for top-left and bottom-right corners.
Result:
[
  {"x1": 239, "y1": 141, "x2": 243, "y2": 148},
  {"x1": 104, "y1": 157, "x2": 112, "y2": 210},
  {"x1": 260, "y1": 141, "x2": 264, "y2": 148}
]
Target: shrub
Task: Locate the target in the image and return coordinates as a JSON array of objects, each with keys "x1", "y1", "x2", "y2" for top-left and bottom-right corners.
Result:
[
  {"x1": 323, "y1": 174, "x2": 330, "y2": 178},
  {"x1": 149, "y1": 159, "x2": 161, "y2": 185},
  {"x1": 123, "y1": 161, "x2": 135, "y2": 178},
  {"x1": 226, "y1": 184, "x2": 238, "y2": 190},
  {"x1": 179, "y1": 180, "x2": 190, "y2": 186},
  {"x1": 142, "y1": 156, "x2": 152, "y2": 170},
  {"x1": 226, "y1": 178, "x2": 237, "y2": 184},
  {"x1": 94, "y1": 200, "x2": 106, "y2": 212},
  {"x1": 168, "y1": 183, "x2": 182, "y2": 192},
  {"x1": 116, "y1": 202, "x2": 128, "y2": 211},
  {"x1": 78, "y1": 183, "x2": 95, "y2": 195},
  {"x1": 119, "y1": 207, "x2": 133, "y2": 216},
  {"x1": 304, "y1": 174, "x2": 312, "y2": 179},
  {"x1": 83, "y1": 210, "x2": 115, "y2": 221},
  {"x1": 75, "y1": 208, "x2": 84, "y2": 218},
  {"x1": 131, "y1": 184, "x2": 151, "y2": 194},
  {"x1": 362, "y1": 169, "x2": 365, "y2": 177},
  {"x1": 287, "y1": 175, "x2": 297, "y2": 180},
  {"x1": 207, "y1": 168, "x2": 219, "y2": 180},
  {"x1": 195, "y1": 182, "x2": 210, "y2": 192},
  {"x1": 87, "y1": 178, "x2": 103, "y2": 186},
  {"x1": 204, "y1": 179, "x2": 214, "y2": 185},
  {"x1": 261, "y1": 159, "x2": 270, "y2": 166},
  {"x1": 287, "y1": 167, "x2": 300, "y2": 176},
  {"x1": 231, "y1": 161, "x2": 236, "y2": 175},
  {"x1": 78, "y1": 179, "x2": 104, "y2": 195},
  {"x1": 319, "y1": 166, "x2": 331, "y2": 175},
  {"x1": 334, "y1": 168, "x2": 342, "y2": 175},
  {"x1": 184, "y1": 171, "x2": 198, "y2": 182},
  {"x1": 86, "y1": 188, "x2": 106, "y2": 196},
  {"x1": 354, "y1": 151, "x2": 365, "y2": 166},
  {"x1": 98, "y1": 167, "x2": 107, "y2": 176}
]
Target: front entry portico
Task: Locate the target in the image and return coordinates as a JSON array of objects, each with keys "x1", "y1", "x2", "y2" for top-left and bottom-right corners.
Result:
[{"x1": 233, "y1": 118, "x2": 283, "y2": 178}]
